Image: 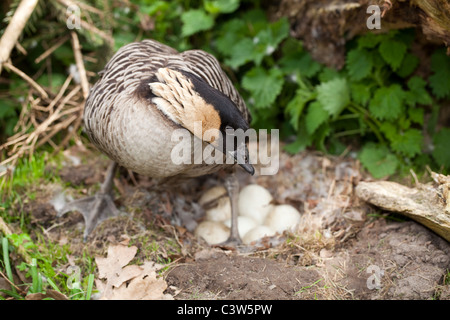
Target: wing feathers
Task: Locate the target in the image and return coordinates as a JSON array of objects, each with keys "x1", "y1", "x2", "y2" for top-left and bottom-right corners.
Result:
[{"x1": 87, "y1": 40, "x2": 250, "y2": 123}]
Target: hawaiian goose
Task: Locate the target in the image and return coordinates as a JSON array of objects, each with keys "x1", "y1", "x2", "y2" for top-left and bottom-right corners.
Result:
[{"x1": 59, "y1": 40, "x2": 254, "y2": 245}]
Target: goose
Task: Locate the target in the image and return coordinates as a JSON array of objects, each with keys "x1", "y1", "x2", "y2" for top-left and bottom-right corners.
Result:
[{"x1": 58, "y1": 39, "x2": 254, "y2": 245}]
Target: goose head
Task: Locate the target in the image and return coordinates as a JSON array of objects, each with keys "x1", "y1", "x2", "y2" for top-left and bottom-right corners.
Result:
[{"x1": 147, "y1": 68, "x2": 254, "y2": 175}]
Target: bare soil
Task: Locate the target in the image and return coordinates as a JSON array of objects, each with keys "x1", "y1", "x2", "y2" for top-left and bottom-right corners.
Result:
[{"x1": 23, "y1": 146, "x2": 450, "y2": 300}]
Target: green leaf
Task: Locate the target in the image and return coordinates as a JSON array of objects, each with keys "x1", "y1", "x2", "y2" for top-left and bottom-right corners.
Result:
[
  {"x1": 429, "y1": 49, "x2": 450, "y2": 99},
  {"x1": 405, "y1": 76, "x2": 432, "y2": 106},
  {"x1": 181, "y1": 9, "x2": 214, "y2": 37},
  {"x1": 429, "y1": 70, "x2": 450, "y2": 99},
  {"x1": 316, "y1": 78, "x2": 350, "y2": 118},
  {"x1": 284, "y1": 131, "x2": 311, "y2": 154},
  {"x1": 391, "y1": 128, "x2": 423, "y2": 158},
  {"x1": 346, "y1": 49, "x2": 373, "y2": 81},
  {"x1": 281, "y1": 37, "x2": 303, "y2": 55},
  {"x1": 242, "y1": 9, "x2": 267, "y2": 34},
  {"x1": 408, "y1": 107, "x2": 424, "y2": 125},
  {"x1": 268, "y1": 17, "x2": 290, "y2": 48},
  {"x1": 280, "y1": 51, "x2": 321, "y2": 78},
  {"x1": 251, "y1": 17, "x2": 289, "y2": 65},
  {"x1": 359, "y1": 143, "x2": 399, "y2": 178},
  {"x1": 318, "y1": 68, "x2": 340, "y2": 82},
  {"x1": 204, "y1": 0, "x2": 240, "y2": 14},
  {"x1": 285, "y1": 88, "x2": 315, "y2": 130},
  {"x1": 379, "y1": 39, "x2": 407, "y2": 71},
  {"x1": 432, "y1": 128, "x2": 450, "y2": 168},
  {"x1": 350, "y1": 83, "x2": 371, "y2": 106},
  {"x1": 379, "y1": 122, "x2": 398, "y2": 142},
  {"x1": 242, "y1": 67, "x2": 284, "y2": 108},
  {"x1": 224, "y1": 38, "x2": 255, "y2": 68},
  {"x1": 380, "y1": 122, "x2": 423, "y2": 158},
  {"x1": 357, "y1": 32, "x2": 385, "y2": 49},
  {"x1": 305, "y1": 101, "x2": 329, "y2": 135},
  {"x1": 215, "y1": 19, "x2": 247, "y2": 56},
  {"x1": 369, "y1": 84, "x2": 405, "y2": 121},
  {"x1": 284, "y1": 118, "x2": 313, "y2": 154},
  {"x1": 313, "y1": 122, "x2": 331, "y2": 152},
  {"x1": 396, "y1": 53, "x2": 419, "y2": 78}
]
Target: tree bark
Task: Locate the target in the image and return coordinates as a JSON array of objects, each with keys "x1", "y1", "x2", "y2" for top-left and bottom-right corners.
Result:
[{"x1": 272, "y1": 0, "x2": 450, "y2": 68}]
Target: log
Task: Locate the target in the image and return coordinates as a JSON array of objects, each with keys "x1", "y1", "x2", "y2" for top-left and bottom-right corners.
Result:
[{"x1": 355, "y1": 176, "x2": 450, "y2": 242}]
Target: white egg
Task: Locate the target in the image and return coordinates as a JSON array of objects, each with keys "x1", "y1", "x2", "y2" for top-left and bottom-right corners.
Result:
[
  {"x1": 223, "y1": 216, "x2": 258, "y2": 239},
  {"x1": 199, "y1": 186, "x2": 231, "y2": 222},
  {"x1": 205, "y1": 197, "x2": 231, "y2": 222},
  {"x1": 194, "y1": 221, "x2": 230, "y2": 245},
  {"x1": 238, "y1": 184, "x2": 273, "y2": 224},
  {"x1": 242, "y1": 226, "x2": 276, "y2": 245},
  {"x1": 198, "y1": 186, "x2": 227, "y2": 206},
  {"x1": 264, "y1": 204, "x2": 301, "y2": 234}
]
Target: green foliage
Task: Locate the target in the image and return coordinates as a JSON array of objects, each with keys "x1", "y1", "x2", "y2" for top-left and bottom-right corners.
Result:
[
  {"x1": 1, "y1": 233, "x2": 94, "y2": 299},
  {"x1": 369, "y1": 84, "x2": 405, "y2": 121},
  {"x1": 181, "y1": 9, "x2": 214, "y2": 37},
  {"x1": 210, "y1": 17, "x2": 450, "y2": 177},
  {"x1": 429, "y1": 49, "x2": 450, "y2": 99},
  {"x1": 316, "y1": 78, "x2": 350, "y2": 118},
  {"x1": 432, "y1": 128, "x2": 450, "y2": 169},
  {"x1": 378, "y1": 38, "x2": 407, "y2": 71},
  {"x1": 242, "y1": 67, "x2": 284, "y2": 108},
  {"x1": 359, "y1": 143, "x2": 399, "y2": 179}
]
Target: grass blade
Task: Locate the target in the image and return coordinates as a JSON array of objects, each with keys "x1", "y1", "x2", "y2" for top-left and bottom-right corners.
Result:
[
  {"x1": 2, "y1": 237, "x2": 16, "y2": 293},
  {"x1": 85, "y1": 274, "x2": 95, "y2": 300}
]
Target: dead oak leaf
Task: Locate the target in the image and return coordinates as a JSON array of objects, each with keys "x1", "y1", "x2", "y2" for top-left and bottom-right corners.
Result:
[
  {"x1": 108, "y1": 262, "x2": 173, "y2": 300},
  {"x1": 96, "y1": 244, "x2": 138, "y2": 280},
  {"x1": 95, "y1": 244, "x2": 173, "y2": 300}
]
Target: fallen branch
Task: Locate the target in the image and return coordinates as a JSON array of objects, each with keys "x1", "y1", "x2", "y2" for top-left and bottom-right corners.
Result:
[
  {"x1": 0, "y1": 0, "x2": 39, "y2": 75},
  {"x1": 356, "y1": 175, "x2": 450, "y2": 242}
]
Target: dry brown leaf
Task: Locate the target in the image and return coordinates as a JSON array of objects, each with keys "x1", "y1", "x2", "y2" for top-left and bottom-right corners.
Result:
[
  {"x1": 109, "y1": 271, "x2": 172, "y2": 300},
  {"x1": 95, "y1": 244, "x2": 137, "y2": 280},
  {"x1": 95, "y1": 244, "x2": 173, "y2": 300}
]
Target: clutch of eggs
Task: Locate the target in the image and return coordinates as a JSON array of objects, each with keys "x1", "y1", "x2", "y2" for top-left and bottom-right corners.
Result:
[{"x1": 195, "y1": 184, "x2": 301, "y2": 245}]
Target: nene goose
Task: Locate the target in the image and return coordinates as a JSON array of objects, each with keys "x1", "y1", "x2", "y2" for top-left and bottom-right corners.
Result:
[{"x1": 59, "y1": 40, "x2": 254, "y2": 245}]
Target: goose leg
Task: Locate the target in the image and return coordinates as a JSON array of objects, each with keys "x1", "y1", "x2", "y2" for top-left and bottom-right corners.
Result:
[
  {"x1": 222, "y1": 169, "x2": 242, "y2": 246},
  {"x1": 58, "y1": 161, "x2": 120, "y2": 240}
]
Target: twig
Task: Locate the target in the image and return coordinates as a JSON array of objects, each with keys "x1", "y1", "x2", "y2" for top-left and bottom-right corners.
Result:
[
  {"x1": 0, "y1": 0, "x2": 39, "y2": 75},
  {"x1": 34, "y1": 34, "x2": 70, "y2": 64},
  {"x1": 410, "y1": 169, "x2": 420, "y2": 187},
  {"x1": 33, "y1": 74, "x2": 73, "y2": 113},
  {"x1": 57, "y1": 0, "x2": 105, "y2": 17},
  {"x1": 0, "y1": 270, "x2": 25, "y2": 295},
  {"x1": 15, "y1": 42, "x2": 28, "y2": 56},
  {"x1": 52, "y1": 104, "x2": 84, "y2": 154},
  {"x1": 70, "y1": 31, "x2": 89, "y2": 99},
  {"x1": 2, "y1": 61, "x2": 49, "y2": 100}
]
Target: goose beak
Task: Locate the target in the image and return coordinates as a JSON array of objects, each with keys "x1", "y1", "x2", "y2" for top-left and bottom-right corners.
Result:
[{"x1": 227, "y1": 142, "x2": 255, "y2": 176}]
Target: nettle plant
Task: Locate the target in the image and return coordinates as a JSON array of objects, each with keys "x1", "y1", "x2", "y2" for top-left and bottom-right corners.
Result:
[{"x1": 183, "y1": 6, "x2": 450, "y2": 178}]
